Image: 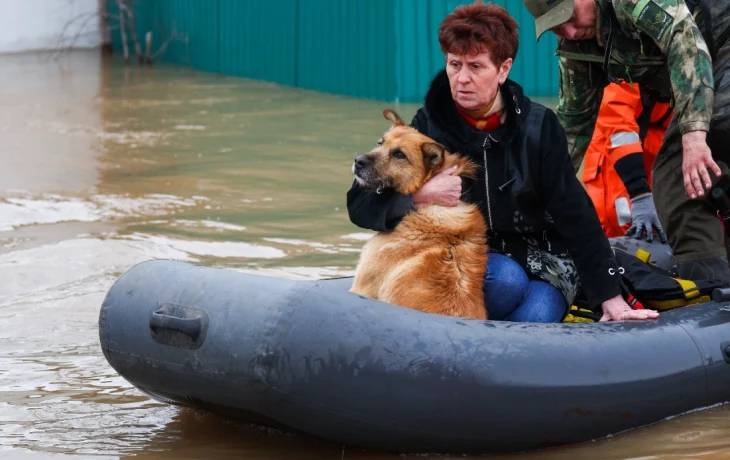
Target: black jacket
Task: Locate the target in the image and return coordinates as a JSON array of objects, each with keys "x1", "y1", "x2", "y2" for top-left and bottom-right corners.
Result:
[{"x1": 347, "y1": 70, "x2": 621, "y2": 308}]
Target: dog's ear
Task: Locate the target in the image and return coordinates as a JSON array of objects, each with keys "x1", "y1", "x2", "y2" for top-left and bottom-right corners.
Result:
[
  {"x1": 383, "y1": 109, "x2": 406, "y2": 127},
  {"x1": 422, "y1": 142, "x2": 445, "y2": 170}
]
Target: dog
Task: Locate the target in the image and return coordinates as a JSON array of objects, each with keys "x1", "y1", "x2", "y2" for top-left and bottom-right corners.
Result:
[{"x1": 349, "y1": 109, "x2": 489, "y2": 320}]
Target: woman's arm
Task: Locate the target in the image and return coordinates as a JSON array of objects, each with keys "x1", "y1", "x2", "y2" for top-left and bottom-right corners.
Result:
[
  {"x1": 540, "y1": 110, "x2": 657, "y2": 320},
  {"x1": 346, "y1": 185, "x2": 414, "y2": 232}
]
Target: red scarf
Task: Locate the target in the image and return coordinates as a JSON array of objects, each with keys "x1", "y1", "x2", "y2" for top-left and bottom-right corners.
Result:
[{"x1": 456, "y1": 102, "x2": 504, "y2": 131}]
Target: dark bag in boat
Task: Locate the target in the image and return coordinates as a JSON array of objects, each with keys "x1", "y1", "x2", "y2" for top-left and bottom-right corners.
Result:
[
  {"x1": 613, "y1": 248, "x2": 729, "y2": 311},
  {"x1": 564, "y1": 247, "x2": 729, "y2": 323}
]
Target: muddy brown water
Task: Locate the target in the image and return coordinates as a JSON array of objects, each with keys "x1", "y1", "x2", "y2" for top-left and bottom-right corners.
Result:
[{"x1": 1, "y1": 50, "x2": 729, "y2": 460}]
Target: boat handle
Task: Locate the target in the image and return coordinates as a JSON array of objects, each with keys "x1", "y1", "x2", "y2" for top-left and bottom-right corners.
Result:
[{"x1": 150, "y1": 311, "x2": 202, "y2": 341}]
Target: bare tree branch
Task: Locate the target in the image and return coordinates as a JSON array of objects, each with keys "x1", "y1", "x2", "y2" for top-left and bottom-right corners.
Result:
[
  {"x1": 51, "y1": 11, "x2": 122, "y2": 61},
  {"x1": 118, "y1": 0, "x2": 143, "y2": 64},
  {"x1": 55, "y1": 0, "x2": 183, "y2": 66},
  {"x1": 117, "y1": 0, "x2": 130, "y2": 63},
  {"x1": 145, "y1": 31, "x2": 153, "y2": 63},
  {"x1": 152, "y1": 21, "x2": 178, "y2": 60}
]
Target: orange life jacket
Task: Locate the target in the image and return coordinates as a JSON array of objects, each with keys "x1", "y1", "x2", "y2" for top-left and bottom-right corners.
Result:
[{"x1": 581, "y1": 82, "x2": 673, "y2": 237}]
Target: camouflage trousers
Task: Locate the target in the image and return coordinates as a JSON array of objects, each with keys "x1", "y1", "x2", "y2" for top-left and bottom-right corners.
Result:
[{"x1": 653, "y1": 39, "x2": 730, "y2": 268}]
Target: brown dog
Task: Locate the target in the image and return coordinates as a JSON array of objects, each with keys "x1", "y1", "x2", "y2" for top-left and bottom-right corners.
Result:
[{"x1": 349, "y1": 109, "x2": 488, "y2": 320}]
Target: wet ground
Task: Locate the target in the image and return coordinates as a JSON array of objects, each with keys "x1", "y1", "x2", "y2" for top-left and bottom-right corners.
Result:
[{"x1": 1, "y1": 49, "x2": 730, "y2": 459}]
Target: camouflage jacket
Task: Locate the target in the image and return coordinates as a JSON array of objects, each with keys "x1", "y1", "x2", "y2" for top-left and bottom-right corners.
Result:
[{"x1": 557, "y1": 0, "x2": 728, "y2": 169}]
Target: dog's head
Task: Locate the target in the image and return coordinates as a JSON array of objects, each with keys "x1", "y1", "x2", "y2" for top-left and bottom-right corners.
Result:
[{"x1": 352, "y1": 109, "x2": 476, "y2": 195}]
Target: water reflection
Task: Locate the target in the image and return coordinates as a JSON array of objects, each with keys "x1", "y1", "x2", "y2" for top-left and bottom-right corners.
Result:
[
  {"x1": 0, "y1": 51, "x2": 101, "y2": 194},
  {"x1": 91, "y1": 50, "x2": 422, "y2": 275},
  {"x1": 118, "y1": 409, "x2": 346, "y2": 460},
  {"x1": 116, "y1": 403, "x2": 730, "y2": 460}
]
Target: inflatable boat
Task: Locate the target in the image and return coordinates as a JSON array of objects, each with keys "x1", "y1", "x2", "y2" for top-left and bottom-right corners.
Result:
[{"x1": 98, "y1": 237, "x2": 730, "y2": 454}]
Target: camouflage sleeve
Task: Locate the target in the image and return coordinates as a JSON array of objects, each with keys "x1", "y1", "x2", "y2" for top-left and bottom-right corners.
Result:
[
  {"x1": 615, "y1": 0, "x2": 714, "y2": 134},
  {"x1": 556, "y1": 52, "x2": 604, "y2": 172}
]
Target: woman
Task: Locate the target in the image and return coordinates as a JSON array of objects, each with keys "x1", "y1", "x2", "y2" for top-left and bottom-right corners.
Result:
[{"x1": 347, "y1": 1, "x2": 658, "y2": 323}]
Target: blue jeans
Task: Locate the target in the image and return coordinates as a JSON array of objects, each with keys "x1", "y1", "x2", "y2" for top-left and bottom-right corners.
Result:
[{"x1": 484, "y1": 253, "x2": 567, "y2": 323}]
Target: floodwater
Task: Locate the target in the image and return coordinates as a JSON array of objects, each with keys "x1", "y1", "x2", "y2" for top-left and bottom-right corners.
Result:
[{"x1": 1, "y1": 49, "x2": 729, "y2": 460}]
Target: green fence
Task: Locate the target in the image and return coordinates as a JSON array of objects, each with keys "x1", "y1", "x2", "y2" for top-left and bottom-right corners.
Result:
[{"x1": 109, "y1": 0, "x2": 559, "y2": 102}]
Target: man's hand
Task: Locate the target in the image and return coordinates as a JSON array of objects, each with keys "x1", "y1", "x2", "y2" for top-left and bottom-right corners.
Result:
[
  {"x1": 625, "y1": 193, "x2": 667, "y2": 243},
  {"x1": 682, "y1": 130, "x2": 721, "y2": 199},
  {"x1": 413, "y1": 165, "x2": 462, "y2": 208},
  {"x1": 599, "y1": 294, "x2": 659, "y2": 322}
]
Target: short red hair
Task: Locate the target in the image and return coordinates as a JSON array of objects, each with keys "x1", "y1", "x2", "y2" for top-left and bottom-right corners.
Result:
[{"x1": 438, "y1": 1, "x2": 519, "y2": 66}]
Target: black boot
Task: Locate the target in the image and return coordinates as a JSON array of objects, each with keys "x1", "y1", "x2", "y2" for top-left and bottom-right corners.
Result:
[{"x1": 677, "y1": 256, "x2": 730, "y2": 283}]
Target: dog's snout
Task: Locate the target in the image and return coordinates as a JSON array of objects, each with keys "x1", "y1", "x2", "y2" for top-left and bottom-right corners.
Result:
[{"x1": 354, "y1": 155, "x2": 371, "y2": 170}]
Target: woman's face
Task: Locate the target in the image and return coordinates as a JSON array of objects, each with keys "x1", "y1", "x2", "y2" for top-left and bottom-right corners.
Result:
[{"x1": 445, "y1": 52, "x2": 513, "y2": 111}]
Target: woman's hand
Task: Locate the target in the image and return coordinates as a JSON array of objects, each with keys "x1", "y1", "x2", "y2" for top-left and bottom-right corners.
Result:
[
  {"x1": 413, "y1": 165, "x2": 462, "y2": 208},
  {"x1": 599, "y1": 294, "x2": 659, "y2": 322},
  {"x1": 682, "y1": 130, "x2": 721, "y2": 199}
]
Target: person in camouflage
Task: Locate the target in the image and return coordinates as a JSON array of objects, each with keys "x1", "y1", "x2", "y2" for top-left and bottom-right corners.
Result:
[{"x1": 523, "y1": 0, "x2": 730, "y2": 282}]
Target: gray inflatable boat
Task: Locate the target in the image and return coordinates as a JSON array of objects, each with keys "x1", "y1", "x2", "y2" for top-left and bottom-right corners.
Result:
[{"x1": 98, "y1": 237, "x2": 730, "y2": 454}]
